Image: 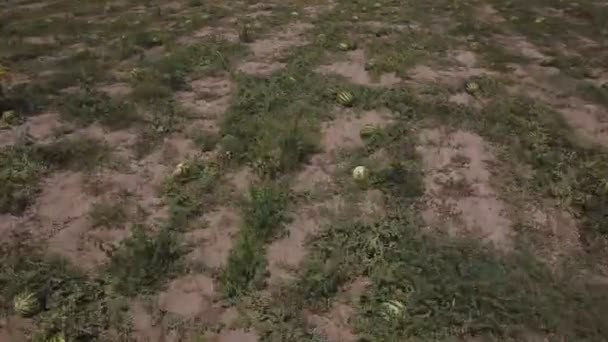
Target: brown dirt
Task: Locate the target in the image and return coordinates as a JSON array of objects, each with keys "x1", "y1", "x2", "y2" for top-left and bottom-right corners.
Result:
[
  {"x1": 557, "y1": 103, "x2": 608, "y2": 147},
  {"x1": 358, "y1": 189, "x2": 386, "y2": 223},
  {"x1": 247, "y1": 22, "x2": 313, "y2": 60},
  {"x1": 185, "y1": 26, "x2": 239, "y2": 43},
  {"x1": 506, "y1": 63, "x2": 608, "y2": 147},
  {"x1": 129, "y1": 300, "x2": 164, "y2": 342},
  {"x1": 234, "y1": 21, "x2": 312, "y2": 76},
  {"x1": 33, "y1": 171, "x2": 113, "y2": 270},
  {"x1": 316, "y1": 49, "x2": 401, "y2": 87},
  {"x1": 237, "y1": 61, "x2": 286, "y2": 76},
  {"x1": 417, "y1": 128, "x2": 514, "y2": 248},
  {"x1": 293, "y1": 154, "x2": 336, "y2": 192},
  {"x1": 98, "y1": 82, "x2": 132, "y2": 98},
  {"x1": 246, "y1": 10, "x2": 273, "y2": 18},
  {"x1": 266, "y1": 196, "x2": 344, "y2": 284},
  {"x1": 475, "y1": 3, "x2": 505, "y2": 24},
  {"x1": 0, "y1": 316, "x2": 31, "y2": 342},
  {"x1": 24, "y1": 112, "x2": 63, "y2": 141},
  {"x1": 303, "y1": 1, "x2": 337, "y2": 19},
  {"x1": 176, "y1": 76, "x2": 233, "y2": 118},
  {"x1": 322, "y1": 108, "x2": 393, "y2": 152},
  {"x1": 186, "y1": 207, "x2": 241, "y2": 269},
  {"x1": 0, "y1": 112, "x2": 62, "y2": 147},
  {"x1": 22, "y1": 36, "x2": 56, "y2": 45},
  {"x1": 157, "y1": 273, "x2": 216, "y2": 317},
  {"x1": 527, "y1": 204, "x2": 582, "y2": 262},
  {"x1": 407, "y1": 62, "x2": 494, "y2": 89},
  {"x1": 448, "y1": 92, "x2": 476, "y2": 106},
  {"x1": 307, "y1": 304, "x2": 357, "y2": 342},
  {"x1": 160, "y1": 134, "x2": 200, "y2": 164},
  {"x1": 228, "y1": 166, "x2": 255, "y2": 194},
  {"x1": 494, "y1": 34, "x2": 548, "y2": 60},
  {"x1": 450, "y1": 50, "x2": 478, "y2": 68},
  {"x1": 0, "y1": 129, "x2": 16, "y2": 148}
]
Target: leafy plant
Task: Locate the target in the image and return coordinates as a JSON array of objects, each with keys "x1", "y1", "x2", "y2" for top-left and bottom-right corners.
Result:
[
  {"x1": 107, "y1": 225, "x2": 183, "y2": 296},
  {"x1": 221, "y1": 184, "x2": 287, "y2": 298},
  {"x1": 0, "y1": 146, "x2": 45, "y2": 214}
]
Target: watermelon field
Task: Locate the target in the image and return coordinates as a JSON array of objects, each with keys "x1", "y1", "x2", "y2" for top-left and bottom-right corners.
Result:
[{"x1": 1, "y1": 0, "x2": 608, "y2": 340}]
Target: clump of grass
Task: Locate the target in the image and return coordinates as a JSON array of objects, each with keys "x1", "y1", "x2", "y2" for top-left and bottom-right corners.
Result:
[
  {"x1": 222, "y1": 71, "x2": 324, "y2": 176},
  {"x1": 464, "y1": 74, "x2": 503, "y2": 97},
  {"x1": 133, "y1": 30, "x2": 164, "y2": 48},
  {"x1": 164, "y1": 158, "x2": 222, "y2": 229},
  {"x1": 88, "y1": 199, "x2": 129, "y2": 229},
  {"x1": 132, "y1": 100, "x2": 188, "y2": 158},
  {"x1": 130, "y1": 40, "x2": 244, "y2": 102},
  {"x1": 0, "y1": 136, "x2": 110, "y2": 214},
  {"x1": 0, "y1": 145, "x2": 45, "y2": 214},
  {"x1": 106, "y1": 225, "x2": 183, "y2": 296},
  {"x1": 61, "y1": 86, "x2": 138, "y2": 129},
  {"x1": 221, "y1": 183, "x2": 287, "y2": 298},
  {"x1": 190, "y1": 130, "x2": 220, "y2": 152},
  {"x1": 355, "y1": 218, "x2": 608, "y2": 340},
  {"x1": 0, "y1": 249, "x2": 126, "y2": 341},
  {"x1": 578, "y1": 82, "x2": 608, "y2": 109},
  {"x1": 35, "y1": 136, "x2": 110, "y2": 170}
]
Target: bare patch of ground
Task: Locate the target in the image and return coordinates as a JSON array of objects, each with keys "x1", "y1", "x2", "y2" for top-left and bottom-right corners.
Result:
[
  {"x1": 22, "y1": 36, "x2": 56, "y2": 45},
  {"x1": 0, "y1": 316, "x2": 31, "y2": 342},
  {"x1": 227, "y1": 166, "x2": 255, "y2": 194},
  {"x1": 316, "y1": 50, "x2": 401, "y2": 87},
  {"x1": 358, "y1": 189, "x2": 386, "y2": 223},
  {"x1": 98, "y1": 82, "x2": 132, "y2": 98},
  {"x1": 185, "y1": 26, "x2": 239, "y2": 44},
  {"x1": 448, "y1": 92, "x2": 476, "y2": 106},
  {"x1": 176, "y1": 76, "x2": 234, "y2": 132},
  {"x1": 475, "y1": 3, "x2": 505, "y2": 24},
  {"x1": 0, "y1": 112, "x2": 62, "y2": 147},
  {"x1": 157, "y1": 273, "x2": 216, "y2": 317},
  {"x1": 237, "y1": 61, "x2": 286, "y2": 77},
  {"x1": 495, "y1": 34, "x2": 548, "y2": 60},
  {"x1": 506, "y1": 64, "x2": 608, "y2": 147},
  {"x1": 187, "y1": 207, "x2": 241, "y2": 269},
  {"x1": 129, "y1": 300, "x2": 164, "y2": 341},
  {"x1": 248, "y1": 22, "x2": 312, "y2": 59},
  {"x1": 557, "y1": 103, "x2": 608, "y2": 147},
  {"x1": 266, "y1": 196, "x2": 344, "y2": 284},
  {"x1": 293, "y1": 154, "x2": 336, "y2": 193},
  {"x1": 525, "y1": 204, "x2": 582, "y2": 262},
  {"x1": 235, "y1": 22, "x2": 312, "y2": 76},
  {"x1": 408, "y1": 62, "x2": 494, "y2": 89},
  {"x1": 24, "y1": 112, "x2": 63, "y2": 141},
  {"x1": 34, "y1": 171, "x2": 123, "y2": 270},
  {"x1": 322, "y1": 108, "x2": 393, "y2": 152},
  {"x1": 417, "y1": 128, "x2": 514, "y2": 248}
]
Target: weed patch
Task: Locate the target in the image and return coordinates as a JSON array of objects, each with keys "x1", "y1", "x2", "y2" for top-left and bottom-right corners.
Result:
[
  {"x1": 88, "y1": 199, "x2": 130, "y2": 229},
  {"x1": 221, "y1": 70, "x2": 327, "y2": 175},
  {"x1": 0, "y1": 145, "x2": 45, "y2": 214},
  {"x1": 61, "y1": 87, "x2": 138, "y2": 129},
  {"x1": 0, "y1": 248, "x2": 127, "y2": 341},
  {"x1": 221, "y1": 184, "x2": 287, "y2": 298},
  {"x1": 164, "y1": 158, "x2": 222, "y2": 228},
  {"x1": 356, "y1": 219, "x2": 608, "y2": 340},
  {"x1": 106, "y1": 225, "x2": 183, "y2": 296},
  {"x1": 35, "y1": 136, "x2": 110, "y2": 171}
]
